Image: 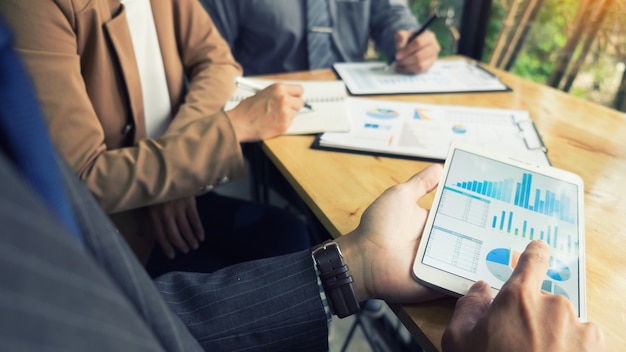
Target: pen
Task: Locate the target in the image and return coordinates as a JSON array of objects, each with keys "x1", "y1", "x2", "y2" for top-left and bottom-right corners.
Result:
[
  {"x1": 386, "y1": 13, "x2": 438, "y2": 69},
  {"x1": 235, "y1": 77, "x2": 314, "y2": 111}
]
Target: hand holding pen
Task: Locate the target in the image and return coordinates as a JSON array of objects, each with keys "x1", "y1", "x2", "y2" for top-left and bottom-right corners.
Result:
[
  {"x1": 226, "y1": 78, "x2": 306, "y2": 142},
  {"x1": 235, "y1": 77, "x2": 314, "y2": 111},
  {"x1": 387, "y1": 14, "x2": 441, "y2": 74}
]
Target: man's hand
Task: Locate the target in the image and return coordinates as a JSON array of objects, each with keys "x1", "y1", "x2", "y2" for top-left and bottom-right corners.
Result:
[
  {"x1": 393, "y1": 29, "x2": 440, "y2": 74},
  {"x1": 336, "y1": 164, "x2": 445, "y2": 303},
  {"x1": 442, "y1": 240, "x2": 605, "y2": 352},
  {"x1": 227, "y1": 83, "x2": 304, "y2": 142},
  {"x1": 147, "y1": 197, "x2": 205, "y2": 259}
]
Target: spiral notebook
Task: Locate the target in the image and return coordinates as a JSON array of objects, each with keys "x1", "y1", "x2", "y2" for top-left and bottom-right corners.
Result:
[{"x1": 224, "y1": 79, "x2": 350, "y2": 135}]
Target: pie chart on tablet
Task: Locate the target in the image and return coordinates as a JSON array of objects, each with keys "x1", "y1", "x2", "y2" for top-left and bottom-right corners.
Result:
[
  {"x1": 546, "y1": 256, "x2": 571, "y2": 281},
  {"x1": 486, "y1": 248, "x2": 519, "y2": 282},
  {"x1": 486, "y1": 247, "x2": 573, "y2": 283},
  {"x1": 541, "y1": 279, "x2": 570, "y2": 299}
]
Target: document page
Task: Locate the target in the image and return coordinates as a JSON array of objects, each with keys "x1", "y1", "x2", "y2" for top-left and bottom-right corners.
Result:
[
  {"x1": 333, "y1": 59, "x2": 510, "y2": 95},
  {"x1": 318, "y1": 98, "x2": 549, "y2": 165}
]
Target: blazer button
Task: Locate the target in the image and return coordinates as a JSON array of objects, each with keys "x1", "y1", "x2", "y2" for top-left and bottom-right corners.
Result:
[
  {"x1": 201, "y1": 185, "x2": 215, "y2": 193},
  {"x1": 122, "y1": 123, "x2": 134, "y2": 135},
  {"x1": 218, "y1": 176, "x2": 230, "y2": 185}
]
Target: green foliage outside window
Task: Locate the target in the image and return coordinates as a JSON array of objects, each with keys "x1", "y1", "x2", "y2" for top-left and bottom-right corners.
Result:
[{"x1": 405, "y1": 0, "x2": 626, "y2": 111}]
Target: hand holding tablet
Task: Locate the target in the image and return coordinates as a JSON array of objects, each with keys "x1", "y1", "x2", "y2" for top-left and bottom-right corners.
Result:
[{"x1": 412, "y1": 141, "x2": 587, "y2": 319}]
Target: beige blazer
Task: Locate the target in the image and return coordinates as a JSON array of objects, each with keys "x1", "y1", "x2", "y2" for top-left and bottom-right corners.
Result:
[{"x1": 1, "y1": 0, "x2": 246, "y2": 263}]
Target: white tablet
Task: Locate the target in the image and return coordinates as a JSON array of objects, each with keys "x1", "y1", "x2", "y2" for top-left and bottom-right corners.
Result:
[{"x1": 412, "y1": 141, "x2": 586, "y2": 319}]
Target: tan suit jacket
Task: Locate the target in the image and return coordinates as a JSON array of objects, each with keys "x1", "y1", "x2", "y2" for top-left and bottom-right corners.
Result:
[{"x1": 1, "y1": 0, "x2": 246, "y2": 263}]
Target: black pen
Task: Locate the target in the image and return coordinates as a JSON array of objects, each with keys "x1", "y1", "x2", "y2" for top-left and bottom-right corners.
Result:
[
  {"x1": 386, "y1": 13, "x2": 438, "y2": 69},
  {"x1": 235, "y1": 77, "x2": 314, "y2": 111}
]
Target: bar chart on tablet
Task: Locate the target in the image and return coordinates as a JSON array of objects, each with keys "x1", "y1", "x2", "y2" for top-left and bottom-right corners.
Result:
[{"x1": 421, "y1": 149, "x2": 581, "y2": 310}]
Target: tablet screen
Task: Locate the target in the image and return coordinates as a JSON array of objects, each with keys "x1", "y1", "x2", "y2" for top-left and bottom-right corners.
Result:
[{"x1": 419, "y1": 148, "x2": 584, "y2": 316}]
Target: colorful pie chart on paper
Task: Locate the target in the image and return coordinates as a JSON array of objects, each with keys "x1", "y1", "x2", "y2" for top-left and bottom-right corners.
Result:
[
  {"x1": 366, "y1": 108, "x2": 399, "y2": 119},
  {"x1": 413, "y1": 108, "x2": 432, "y2": 120},
  {"x1": 486, "y1": 248, "x2": 520, "y2": 282},
  {"x1": 452, "y1": 124, "x2": 467, "y2": 134}
]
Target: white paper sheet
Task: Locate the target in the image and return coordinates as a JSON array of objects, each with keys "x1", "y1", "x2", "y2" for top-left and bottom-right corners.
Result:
[
  {"x1": 333, "y1": 59, "x2": 510, "y2": 95},
  {"x1": 225, "y1": 79, "x2": 350, "y2": 135},
  {"x1": 318, "y1": 98, "x2": 549, "y2": 165}
]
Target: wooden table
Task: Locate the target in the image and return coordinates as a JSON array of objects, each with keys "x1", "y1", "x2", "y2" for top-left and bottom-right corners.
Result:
[{"x1": 259, "y1": 63, "x2": 626, "y2": 351}]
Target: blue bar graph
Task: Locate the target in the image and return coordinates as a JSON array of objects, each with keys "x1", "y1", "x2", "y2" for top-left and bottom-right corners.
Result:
[
  {"x1": 456, "y1": 173, "x2": 575, "y2": 224},
  {"x1": 490, "y1": 211, "x2": 577, "y2": 254},
  {"x1": 457, "y1": 178, "x2": 514, "y2": 203}
]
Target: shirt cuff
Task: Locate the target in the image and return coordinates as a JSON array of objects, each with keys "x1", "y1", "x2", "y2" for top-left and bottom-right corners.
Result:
[{"x1": 311, "y1": 256, "x2": 333, "y2": 323}]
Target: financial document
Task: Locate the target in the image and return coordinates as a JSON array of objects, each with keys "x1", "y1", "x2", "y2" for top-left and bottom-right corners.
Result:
[
  {"x1": 333, "y1": 59, "x2": 510, "y2": 95},
  {"x1": 317, "y1": 98, "x2": 549, "y2": 165}
]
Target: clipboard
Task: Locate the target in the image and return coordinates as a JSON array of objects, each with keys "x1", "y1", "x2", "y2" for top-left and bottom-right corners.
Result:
[
  {"x1": 332, "y1": 59, "x2": 512, "y2": 96},
  {"x1": 313, "y1": 98, "x2": 550, "y2": 166}
]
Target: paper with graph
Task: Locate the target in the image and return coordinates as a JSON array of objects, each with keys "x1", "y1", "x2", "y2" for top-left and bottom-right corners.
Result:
[
  {"x1": 317, "y1": 98, "x2": 549, "y2": 165},
  {"x1": 333, "y1": 59, "x2": 510, "y2": 95}
]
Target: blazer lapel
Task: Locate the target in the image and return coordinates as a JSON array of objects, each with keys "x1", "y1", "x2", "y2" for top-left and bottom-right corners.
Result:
[{"x1": 103, "y1": 4, "x2": 148, "y2": 141}]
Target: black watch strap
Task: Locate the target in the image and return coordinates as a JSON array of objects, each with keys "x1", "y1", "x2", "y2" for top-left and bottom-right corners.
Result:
[{"x1": 312, "y1": 241, "x2": 360, "y2": 318}]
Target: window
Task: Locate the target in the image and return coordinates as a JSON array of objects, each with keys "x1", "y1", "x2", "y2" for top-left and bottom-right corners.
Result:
[{"x1": 409, "y1": 0, "x2": 626, "y2": 112}]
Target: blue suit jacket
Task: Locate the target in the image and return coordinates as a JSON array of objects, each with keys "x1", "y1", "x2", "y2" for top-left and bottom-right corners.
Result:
[
  {"x1": 0, "y1": 19, "x2": 328, "y2": 351},
  {"x1": 202, "y1": 0, "x2": 419, "y2": 75}
]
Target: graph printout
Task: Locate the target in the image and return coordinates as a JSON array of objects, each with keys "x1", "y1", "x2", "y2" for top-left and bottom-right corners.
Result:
[
  {"x1": 333, "y1": 59, "x2": 510, "y2": 95},
  {"x1": 318, "y1": 98, "x2": 549, "y2": 165},
  {"x1": 421, "y1": 149, "x2": 583, "y2": 316}
]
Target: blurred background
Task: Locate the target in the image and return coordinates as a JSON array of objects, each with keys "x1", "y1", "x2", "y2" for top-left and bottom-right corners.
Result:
[{"x1": 371, "y1": 0, "x2": 626, "y2": 112}]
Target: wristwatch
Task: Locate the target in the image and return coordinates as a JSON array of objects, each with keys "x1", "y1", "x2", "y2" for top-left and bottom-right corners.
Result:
[{"x1": 312, "y1": 241, "x2": 360, "y2": 318}]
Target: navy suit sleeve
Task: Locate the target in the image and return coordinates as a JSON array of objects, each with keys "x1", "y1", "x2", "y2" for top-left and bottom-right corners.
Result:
[
  {"x1": 154, "y1": 251, "x2": 329, "y2": 351},
  {"x1": 56, "y1": 133, "x2": 330, "y2": 351}
]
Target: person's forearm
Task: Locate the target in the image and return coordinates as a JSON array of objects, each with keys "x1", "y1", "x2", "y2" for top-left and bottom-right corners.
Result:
[
  {"x1": 2, "y1": 0, "x2": 247, "y2": 213},
  {"x1": 83, "y1": 114, "x2": 246, "y2": 213},
  {"x1": 154, "y1": 251, "x2": 329, "y2": 351},
  {"x1": 165, "y1": 0, "x2": 242, "y2": 131}
]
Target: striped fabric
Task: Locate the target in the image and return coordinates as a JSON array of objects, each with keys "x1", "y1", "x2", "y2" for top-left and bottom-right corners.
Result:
[
  {"x1": 155, "y1": 253, "x2": 329, "y2": 351},
  {"x1": 0, "y1": 124, "x2": 331, "y2": 352},
  {"x1": 0, "y1": 159, "x2": 171, "y2": 351}
]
